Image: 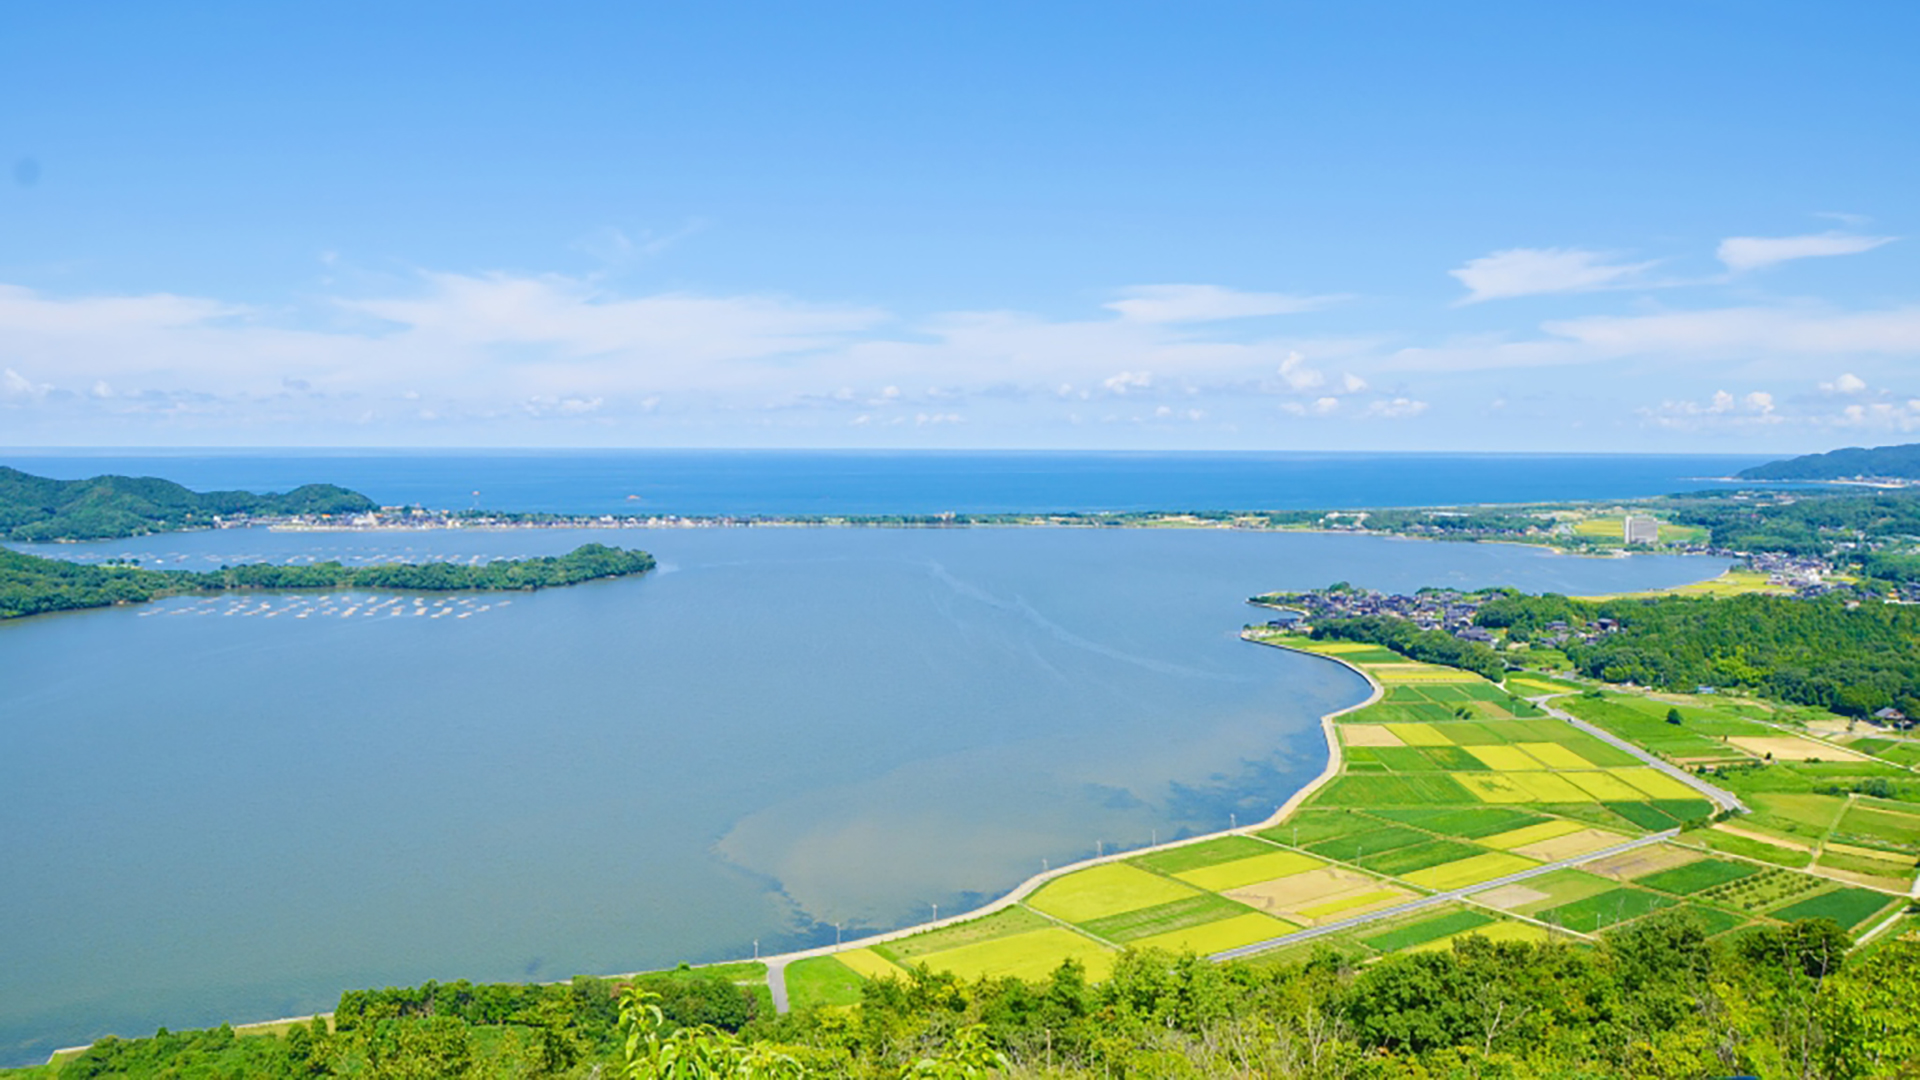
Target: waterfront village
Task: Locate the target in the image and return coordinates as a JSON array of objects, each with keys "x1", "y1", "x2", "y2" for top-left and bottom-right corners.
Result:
[{"x1": 1255, "y1": 550, "x2": 1866, "y2": 649}]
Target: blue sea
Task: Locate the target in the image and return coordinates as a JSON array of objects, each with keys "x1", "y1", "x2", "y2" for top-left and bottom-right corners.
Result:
[
  {"x1": 0, "y1": 448, "x2": 1776, "y2": 516},
  {"x1": 0, "y1": 451, "x2": 1752, "y2": 1065}
]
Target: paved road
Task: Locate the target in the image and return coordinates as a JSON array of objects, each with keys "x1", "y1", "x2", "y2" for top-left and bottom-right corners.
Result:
[
  {"x1": 1535, "y1": 699, "x2": 1748, "y2": 814},
  {"x1": 1211, "y1": 828, "x2": 1679, "y2": 961},
  {"x1": 766, "y1": 959, "x2": 790, "y2": 1014}
]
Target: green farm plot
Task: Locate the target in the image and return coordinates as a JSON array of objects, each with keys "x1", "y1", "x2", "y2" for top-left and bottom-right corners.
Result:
[
  {"x1": 1028, "y1": 863, "x2": 1202, "y2": 923},
  {"x1": 1555, "y1": 737, "x2": 1651, "y2": 769},
  {"x1": 1420, "y1": 746, "x2": 1490, "y2": 771},
  {"x1": 1838, "y1": 802, "x2": 1920, "y2": 849},
  {"x1": 1420, "y1": 722, "x2": 1505, "y2": 746},
  {"x1": 1132, "y1": 835, "x2": 1275, "y2": 875},
  {"x1": 1306, "y1": 824, "x2": 1432, "y2": 862},
  {"x1": 915, "y1": 927, "x2": 1115, "y2": 983},
  {"x1": 1403, "y1": 852, "x2": 1537, "y2": 890},
  {"x1": 1376, "y1": 806, "x2": 1547, "y2": 839},
  {"x1": 1747, "y1": 793, "x2": 1848, "y2": 840},
  {"x1": 1261, "y1": 809, "x2": 1385, "y2": 846},
  {"x1": 1675, "y1": 905, "x2": 1750, "y2": 937},
  {"x1": 1538, "y1": 887, "x2": 1677, "y2": 933},
  {"x1": 1695, "y1": 866, "x2": 1829, "y2": 913},
  {"x1": 1507, "y1": 675, "x2": 1587, "y2": 696},
  {"x1": 1770, "y1": 887, "x2": 1901, "y2": 930},
  {"x1": 1559, "y1": 697, "x2": 1741, "y2": 758},
  {"x1": 880, "y1": 906, "x2": 1052, "y2": 962},
  {"x1": 1360, "y1": 908, "x2": 1495, "y2": 952},
  {"x1": 1695, "y1": 829, "x2": 1811, "y2": 868},
  {"x1": 1131, "y1": 911, "x2": 1298, "y2": 955},
  {"x1": 1175, "y1": 850, "x2": 1322, "y2": 891},
  {"x1": 1834, "y1": 735, "x2": 1920, "y2": 766},
  {"x1": 1815, "y1": 848, "x2": 1914, "y2": 882},
  {"x1": 1634, "y1": 858, "x2": 1761, "y2": 895},
  {"x1": 1290, "y1": 642, "x2": 1405, "y2": 664},
  {"x1": 1078, "y1": 893, "x2": 1254, "y2": 943},
  {"x1": 784, "y1": 956, "x2": 866, "y2": 1009},
  {"x1": 1357, "y1": 839, "x2": 1484, "y2": 877},
  {"x1": 1497, "y1": 868, "x2": 1617, "y2": 914},
  {"x1": 1373, "y1": 746, "x2": 1445, "y2": 772},
  {"x1": 1607, "y1": 800, "x2": 1715, "y2": 831},
  {"x1": 1310, "y1": 773, "x2": 1475, "y2": 808}
]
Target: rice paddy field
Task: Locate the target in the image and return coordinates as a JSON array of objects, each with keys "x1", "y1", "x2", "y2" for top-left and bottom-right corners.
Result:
[{"x1": 777, "y1": 636, "x2": 1918, "y2": 1005}]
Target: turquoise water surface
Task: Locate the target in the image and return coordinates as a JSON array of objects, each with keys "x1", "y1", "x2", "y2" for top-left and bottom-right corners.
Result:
[{"x1": 0, "y1": 523, "x2": 1729, "y2": 1064}]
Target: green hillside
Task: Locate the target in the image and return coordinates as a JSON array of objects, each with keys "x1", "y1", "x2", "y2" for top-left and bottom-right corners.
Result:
[
  {"x1": 1739, "y1": 443, "x2": 1920, "y2": 481},
  {"x1": 0, "y1": 466, "x2": 375, "y2": 541}
]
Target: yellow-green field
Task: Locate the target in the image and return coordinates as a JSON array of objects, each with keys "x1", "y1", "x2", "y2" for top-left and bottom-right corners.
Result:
[
  {"x1": 1577, "y1": 568, "x2": 1791, "y2": 601},
  {"x1": 911, "y1": 927, "x2": 1117, "y2": 982},
  {"x1": 1028, "y1": 863, "x2": 1202, "y2": 922},
  {"x1": 1570, "y1": 517, "x2": 1709, "y2": 545}
]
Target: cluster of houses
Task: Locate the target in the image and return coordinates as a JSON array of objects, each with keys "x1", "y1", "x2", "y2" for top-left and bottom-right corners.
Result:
[
  {"x1": 1748, "y1": 552, "x2": 1843, "y2": 596},
  {"x1": 1256, "y1": 586, "x2": 1638, "y2": 651},
  {"x1": 1256, "y1": 587, "x2": 1500, "y2": 642}
]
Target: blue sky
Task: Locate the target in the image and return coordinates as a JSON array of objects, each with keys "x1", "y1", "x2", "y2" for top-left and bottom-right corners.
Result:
[{"x1": 2, "y1": 1, "x2": 1916, "y2": 451}]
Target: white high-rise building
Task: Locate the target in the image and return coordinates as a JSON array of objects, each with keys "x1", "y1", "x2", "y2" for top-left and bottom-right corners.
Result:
[{"x1": 1624, "y1": 515, "x2": 1659, "y2": 544}]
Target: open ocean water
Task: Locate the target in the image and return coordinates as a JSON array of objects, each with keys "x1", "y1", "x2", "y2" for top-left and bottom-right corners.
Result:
[
  {"x1": 0, "y1": 448, "x2": 1776, "y2": 516},
  {"x1": 0, "y1": 451, "x2": 1756, "y2": 1064}
]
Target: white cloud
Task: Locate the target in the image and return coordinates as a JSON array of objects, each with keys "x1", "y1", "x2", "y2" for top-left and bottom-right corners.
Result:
[
  {"x1": 1340, "y1": 372, "x2": 1368, "y2": 393},
  {"x1": 3, "y1": 367, "x2": 50, "y2": 400},
  {"x1": 1820, "y1": 372, "x2": 1868, "y2": 394},
  {"x1": 1102, "y1": 370, "x2": 1153, "y2": 394},
  {"x1": 1277, "y1": 351, "x2": 1325, "y2": 390},
  {"x1": 1364, "y1": 397, "x2": 1428, "y2": 419},
  {"x1": 1448, "y1": 247, "x2": 1658, "y2": 304},
  {"x1": 1105, "y1": 284, "x2": 1341, "y2": 323},
  {"x1": 1390, "y1": 304, "x2": 1920, "y2": 372},
  {"x1": 1641, "y1": 390, "x2": 1784, "y2": 429},
  {"x1": 1717, "y1": 231, "x2": 1894, "y2": 273},
  {"x1": 1836, "y1": 400, "x2": 1920, "y2": 432}
]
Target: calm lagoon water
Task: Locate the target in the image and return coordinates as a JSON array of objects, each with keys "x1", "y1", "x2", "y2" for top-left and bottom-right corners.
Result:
[{"x1": 0, "y1": 520, "x2": 1732, "y2": 1065}]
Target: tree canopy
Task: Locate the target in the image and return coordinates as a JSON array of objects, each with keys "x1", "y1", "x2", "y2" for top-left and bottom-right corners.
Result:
[
  {"x1": 0, "y1": 544, "x2": 655, "y2": 620},
  {"x1": 0, "y1": 466, "x2": 375, "y2": 541}
]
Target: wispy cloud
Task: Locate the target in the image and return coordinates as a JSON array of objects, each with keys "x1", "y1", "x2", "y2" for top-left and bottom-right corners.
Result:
[
  {"x1": 1717, "y1": 231, "x2": 1894, "y2": 273},
  {"x1": 1105, "y1": 283, "x2": 1343, "y2": 323},
  {"x1": 1448, "y1": 247, "x2": 1659, "y2": 304},
  {"x1": 0, "y1": 273, "x2": 1401, "y2": 441},
  {"x1": 1390, "y1": 303, "x2": 1920, "y2": 372}
]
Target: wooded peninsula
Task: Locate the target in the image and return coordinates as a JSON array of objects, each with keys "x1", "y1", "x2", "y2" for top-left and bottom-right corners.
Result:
[{"x1": 0, "y1": 544, "x2": 656, "y2": 620}]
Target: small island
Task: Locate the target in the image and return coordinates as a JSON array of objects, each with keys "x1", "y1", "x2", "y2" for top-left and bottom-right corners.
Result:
[{"x1": 0, "y1": 544, "x2": 656, "y2": 621}]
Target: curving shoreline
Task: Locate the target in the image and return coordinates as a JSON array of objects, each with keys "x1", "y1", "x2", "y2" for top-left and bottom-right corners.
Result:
[
  {"x1": 41, "y1": 631, "x2": 1379, "y2": 1058},
  {"x1": 745, "y1": 632, "x2": 1381, "y2": 976}
]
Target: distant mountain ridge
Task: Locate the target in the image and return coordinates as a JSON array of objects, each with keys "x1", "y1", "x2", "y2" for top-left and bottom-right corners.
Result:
[
  {"x1": 1737, "y1": 442, "x2": 1920, "y2": 481},
  {"x1": 0, "y1": 466, "x2": 377, "y2": 541}
]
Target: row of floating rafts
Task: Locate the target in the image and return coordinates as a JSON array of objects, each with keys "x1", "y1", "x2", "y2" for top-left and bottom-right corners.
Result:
[{"x1": 138, "y1": 594, "x2": 512, "y2": 619}]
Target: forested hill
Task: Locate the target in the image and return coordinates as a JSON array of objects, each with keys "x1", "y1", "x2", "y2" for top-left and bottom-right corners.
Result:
[
  {"x1": 0, "y1": 543, "x2": 655, "y2": 620},
  {"x1": 1738, "y1": 442, "x2": 1920, "y2": 481},
  {"x1": 0, "y1": 466, "x2": 376, "y2": 541}
]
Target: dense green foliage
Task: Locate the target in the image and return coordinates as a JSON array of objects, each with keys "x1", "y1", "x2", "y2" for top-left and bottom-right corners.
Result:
[
  {"x1": 0, "y1": 467, "x2": 374, "y2": 541},
  {"x1": 21, "y1": 920, "x2": 1920, "y2": 1077},
  {"x1": 1660, "y1": 490, "x2": 1920, "y2": 556},
  {"x1": 1477, "y1": 592, "x2": 1920, "y2": 717},
  {"x1": 1308, "y1": 615, "x2": 1508, "y2": 681},
  {"x1": 1740, "y1": 442, "x2": 1920, "y2": 481},
  {"x1": 0, "y1": 544, "x2": 655, "y2": 619},
  {"x1": 1862, "y1": 551, "x2": 1920, "y2": 583}
]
